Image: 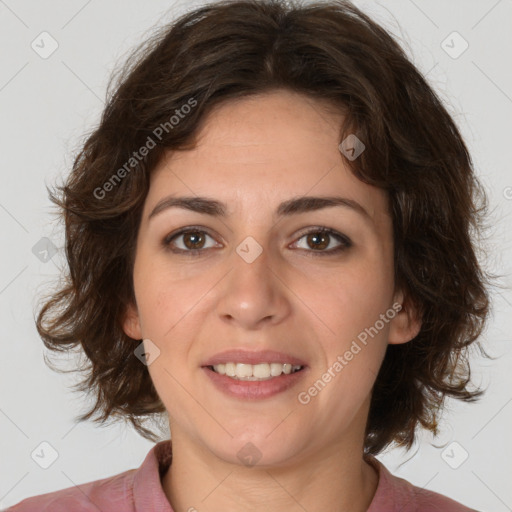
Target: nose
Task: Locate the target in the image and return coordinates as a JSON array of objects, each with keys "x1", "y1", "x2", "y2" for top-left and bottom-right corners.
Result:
[{"x1": 215, "y1": 239, "x2": 292, "y2": 330}]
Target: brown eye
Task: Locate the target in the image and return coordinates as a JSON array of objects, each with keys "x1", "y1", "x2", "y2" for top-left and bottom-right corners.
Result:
[
  {"x1": 306, "y1": 231, "x2": 329, "y2": 250},
  {"x1": 182, "y1": 231, "x2": 206, "y2": 250},
  {"x1": 163, "y1": 228, "x2": 218, "y2": 254},
  {"x1": 293, "y1": 227, "x2": 352, "y2": 255}
]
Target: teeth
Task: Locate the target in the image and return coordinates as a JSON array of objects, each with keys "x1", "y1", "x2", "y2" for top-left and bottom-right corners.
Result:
[{"x1": 212, "y1": 363, "x2": 303, "y2": 380}]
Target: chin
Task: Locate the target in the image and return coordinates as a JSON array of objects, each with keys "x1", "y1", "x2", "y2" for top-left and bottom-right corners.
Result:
[{"x1": 207, "y1": 430, "x2": 305, "y2": 469}]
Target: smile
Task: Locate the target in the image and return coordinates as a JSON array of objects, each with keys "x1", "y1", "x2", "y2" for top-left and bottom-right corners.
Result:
[
  {"x1": 210, "y1": 362, "x2": 303, "y2": 380},
  {"x1": 203, "y1": 364, "x2": 307, "y2": 399}
]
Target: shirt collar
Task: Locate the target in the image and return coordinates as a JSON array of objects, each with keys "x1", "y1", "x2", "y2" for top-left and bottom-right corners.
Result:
[{"x1": 133, "y1": 439, "x2": 174, "y2": 511}]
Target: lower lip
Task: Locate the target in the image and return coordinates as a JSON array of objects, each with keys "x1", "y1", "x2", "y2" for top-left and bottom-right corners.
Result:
[{"x1": 202, "y1": 366, "x2": 308, "y2": 400}]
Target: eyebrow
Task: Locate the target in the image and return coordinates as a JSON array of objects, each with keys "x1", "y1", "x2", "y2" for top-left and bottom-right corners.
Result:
[{"x1": 148, "y1": 195, "x2": 372, "y2": 223}]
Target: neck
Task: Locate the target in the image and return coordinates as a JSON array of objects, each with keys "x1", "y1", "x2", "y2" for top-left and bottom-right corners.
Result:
[{"x1": 161, "y1": 428, "x2": 379, "y2": 512}]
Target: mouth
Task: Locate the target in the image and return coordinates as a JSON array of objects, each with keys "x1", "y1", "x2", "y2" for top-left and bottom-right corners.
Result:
[
  {"x1": 200, "y1": 349, "x2": 309, "y2": 398},
  {"x1": 202, "y1": 363, "x2": 308, "y2": 399},
  {"x1": 205, "y1": 362, "x2": 305, "y2": 381}
]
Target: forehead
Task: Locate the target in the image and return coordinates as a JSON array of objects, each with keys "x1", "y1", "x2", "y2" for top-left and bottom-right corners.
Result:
[{"x1": 144, "y1": 90, "x2": 389, "y2": 227}]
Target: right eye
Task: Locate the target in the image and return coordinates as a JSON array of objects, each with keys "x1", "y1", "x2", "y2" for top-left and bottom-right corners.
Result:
[{"x1": 162, "y1": 227, "x2": 221, "y2": 255}]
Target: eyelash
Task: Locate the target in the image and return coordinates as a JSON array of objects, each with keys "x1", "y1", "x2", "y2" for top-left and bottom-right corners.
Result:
[{"x1": 162, "y1": 225, "x2": 352, "y2": 257}]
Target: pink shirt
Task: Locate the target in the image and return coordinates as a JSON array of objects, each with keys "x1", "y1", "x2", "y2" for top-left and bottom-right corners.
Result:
[{"x1": 5, "y1": 440, "x2": 478, "y2": 511}]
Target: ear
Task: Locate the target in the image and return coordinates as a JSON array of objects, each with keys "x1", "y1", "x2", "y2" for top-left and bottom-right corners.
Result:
[
  {"x1": 387, "y1": 288, "x2": 422, "y2": 345},
  {"x1": 122, "y1": 301, "x2": 143, "y2": 340}
]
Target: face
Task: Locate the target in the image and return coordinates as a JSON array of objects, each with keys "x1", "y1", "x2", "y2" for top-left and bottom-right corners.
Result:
[{"x1": 123, "y1": 89, "x2": 420, "y2": 467}]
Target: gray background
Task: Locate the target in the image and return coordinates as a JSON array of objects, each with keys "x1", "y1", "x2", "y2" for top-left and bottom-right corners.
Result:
[{"x1": 1, "y1": 0, "x2": 511, "y2": 510}]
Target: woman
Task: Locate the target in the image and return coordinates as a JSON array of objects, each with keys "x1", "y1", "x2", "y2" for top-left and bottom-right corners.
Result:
[{"x1": 7, "y1": 0, "x2": 491, "y2": 510}]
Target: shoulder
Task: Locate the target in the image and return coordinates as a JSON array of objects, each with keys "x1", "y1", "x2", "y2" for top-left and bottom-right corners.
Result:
[
  {"x1": 3, "y1": 468, "x2": 136, "y2": 512},
  {"x1": 3, "y1": 440, "x2": 173, "y2": 512},
  {"x1": 367, "y1": 456, "x2": 480, "y2": 512}
]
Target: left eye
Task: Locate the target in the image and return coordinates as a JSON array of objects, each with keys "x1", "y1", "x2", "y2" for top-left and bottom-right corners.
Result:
[{"x1": 292, "y1": 228, "x2": 351, "y2": 254}]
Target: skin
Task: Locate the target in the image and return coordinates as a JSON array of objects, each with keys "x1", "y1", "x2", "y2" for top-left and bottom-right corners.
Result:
[{"x1": 123, "y1": 89, "x2": 421, "y2": 512}]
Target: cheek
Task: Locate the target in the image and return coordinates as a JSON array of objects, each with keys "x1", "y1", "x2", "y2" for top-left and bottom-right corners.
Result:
[
  {"x1": 133, "y1": 252, "x2": 206, "y2": 337},
  {"x1": 320, "y1": 256, "x2": 394, "y2": 341}
]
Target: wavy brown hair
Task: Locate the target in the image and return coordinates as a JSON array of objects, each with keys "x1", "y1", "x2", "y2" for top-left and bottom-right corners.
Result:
[{"x1": 36, "y1": 0, "x2": 495, "y2": 454}]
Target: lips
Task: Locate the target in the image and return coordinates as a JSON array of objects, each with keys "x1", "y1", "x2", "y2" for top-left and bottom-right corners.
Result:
[
  {"x1": 201, "y1": 349, "x2": 308, "y2": 368},
  {"x1": 203, "y1": 365, "x2": 308, "y2": 399}
]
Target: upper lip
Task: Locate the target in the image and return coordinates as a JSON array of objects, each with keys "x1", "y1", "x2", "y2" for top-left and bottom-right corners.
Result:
[{"x1": 201, "y1": 349, "x2": 308, "y2": 367}]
